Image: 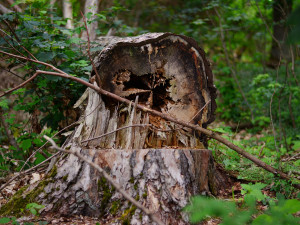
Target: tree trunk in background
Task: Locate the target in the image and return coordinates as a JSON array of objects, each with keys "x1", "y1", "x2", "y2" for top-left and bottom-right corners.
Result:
[
  {"x1": 0, "y1": 33, "x2": 230, "y2": 224},
  {"x1": 81, "y1": 0, "x2": 99, "y2": 41},
  {"x1": 63, "y1": 0, "x2": 73, "y2": 29},
  {"x1": 270, "y1": 0, "x2": 293, "y2": 65}
]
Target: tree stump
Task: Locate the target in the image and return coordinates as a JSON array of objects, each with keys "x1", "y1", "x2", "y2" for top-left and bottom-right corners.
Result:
[{"x1": 0, "y1": 33, "x2": 229, "y2": 224}]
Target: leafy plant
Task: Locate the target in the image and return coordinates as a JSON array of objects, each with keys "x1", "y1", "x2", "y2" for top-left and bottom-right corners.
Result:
[
  {"x1": 252, "y1": 195, "x2": 300, "y2": 225},
  {"x1": 241, "y1": 182, "x2": 268, "y2": 206},
  {"x1": 25, "y1": 203, "x2": 45, "y2": 216},
  {"x1": 185, "y1": 189, "x2": 300, "y2": 224},
  {"x1": 184, "y1": 196, "x2": 254, "y2": 225},
  {"x1": 0, "y1": 216, "x2": 21, "y2": 225}
]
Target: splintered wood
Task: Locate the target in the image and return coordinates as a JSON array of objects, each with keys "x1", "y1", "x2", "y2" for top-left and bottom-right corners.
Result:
[{"x1": 79, "y1": 32, "x2": 217, "y2": 149}]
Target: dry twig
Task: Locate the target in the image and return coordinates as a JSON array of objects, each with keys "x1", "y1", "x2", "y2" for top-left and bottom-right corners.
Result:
[{"x1": 0, "y1": 49, "x2": 298, "y2": 187}]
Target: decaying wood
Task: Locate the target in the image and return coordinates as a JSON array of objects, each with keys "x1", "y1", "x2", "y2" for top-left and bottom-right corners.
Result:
[
  {"x1": 38, "y1": 33, "x2": 226, "y2": 224},
  {"x1": 88, "y1": 32, "x2": 217, "y2": 149},
  {"x1": 1, "y1": 33, "x2": 228, "y2": 224}
]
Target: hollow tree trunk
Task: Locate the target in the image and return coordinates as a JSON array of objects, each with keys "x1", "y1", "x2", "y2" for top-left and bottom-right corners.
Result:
[{"x1": 0, "y1": 33, "x2": 230, "y2": 224}]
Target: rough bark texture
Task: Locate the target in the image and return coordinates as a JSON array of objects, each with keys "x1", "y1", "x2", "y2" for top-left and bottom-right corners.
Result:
[
  {"x1": 81, "y1": 0, "x2": 99, "y2": 41},
  {"x1": 62, "y1": 0, "x2": 73, "y2": 29},
  {"x1": 0, "y1": 33, "x2": 229, "y2": 224}
]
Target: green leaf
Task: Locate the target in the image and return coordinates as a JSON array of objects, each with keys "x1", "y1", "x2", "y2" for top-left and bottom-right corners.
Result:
[
  {"x1": 192, "y1": 19, "x2": 206, "y2": 25},
  {"x1": 86, "y1": 12, "x2": 93, "y2": 19},
  {"x1": 34, "y1": 152, "x2": 46, "y2": 165},
  {"x1": 29, "y1": 208, "x2": 37, "y2": 215},
  {"x1": 281, "y1": 199, "x2": 300, "y2": 214},
  {"x1": 184, "y1": 196, "x2": 237, "y2": 224},
  {"x1": 253, "y1": 214, "x2": 272, "y2": 225},
  {"x1": 0, "y1": 99, "x2": 9, "y2": 109},
  {"x1": 20, "y1": 139, "x2": 32, "y2": 151},
  {"x1": 36, "y1": 52, "x2": 55, "y2": 62},
  {"x1": 292, "y1": 141, "x2": 300, "y2": 150},
  {"x1": 33, "y1": 138, "x2": 43, "y2": 146},
  {"x1": 0, "y1": 217, "x2": 11, "y2": 224},
  {"x1": 211, "y1": 127, "x2": 230, "y2": 134}
]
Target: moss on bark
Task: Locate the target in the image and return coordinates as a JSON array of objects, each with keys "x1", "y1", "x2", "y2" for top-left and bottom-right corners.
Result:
[{"x1": 0, "y1": 165, "x2": 57, "y2": 217}]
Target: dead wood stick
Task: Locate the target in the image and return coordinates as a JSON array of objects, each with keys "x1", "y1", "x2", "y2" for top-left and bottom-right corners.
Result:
[
  {"x1": 0, "y1": 50, "x2": 67, "y2": 75},
  {"x1": 0, "y1": 71, "x2": 39, "y2": 97},
  {"x1": 1, "y1": 20, "x2": 38, "y2": 60},
  {"x1": 44, "y1": 135, "x2": 165, "y2": 225},
  {"x1": 0, "y1": 51, "x2": 298, "y2": 187}
]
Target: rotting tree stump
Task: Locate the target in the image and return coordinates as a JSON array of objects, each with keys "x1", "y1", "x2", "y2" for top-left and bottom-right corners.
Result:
[{"x1": 0, "y1": 33, "x2": 230, "y2": 224}]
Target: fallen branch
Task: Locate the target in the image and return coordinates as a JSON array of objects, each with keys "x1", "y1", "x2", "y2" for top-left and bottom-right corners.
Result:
[
  {"x1": 282, "y1": 153, "x2": 300, "y2": 162},
  {"x1": 44, "y1": 135, "x2": 165, "y2": 225},
  {"x1": 0, "y1": 50, "x2": 298, "y2": 188},
  {"x1": 0, "y1": 71, "x2": 39, "y2": 97}
]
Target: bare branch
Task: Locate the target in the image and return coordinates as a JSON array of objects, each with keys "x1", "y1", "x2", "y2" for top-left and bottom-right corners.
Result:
[
  {"x1": 290, "y1": 46, "x2": 299, "y2": 86},
  {"x1": 189, "y1": 99, "x2": 211, "y2": 123},
  {"x1": 0, "y1": 28, "x2": 26, "y2": 58},
  {"x1": 0, "y1": 50, "x2": 66, "y2": 75},
  {"x1": 0, "y1": 66, "x2": 25, "y2": 80},
  {"x1": 0, "y1": 22, "x2": 38, "y2": 60},
  {"x1": 0, "y1": 71, "x2": 39, "y2": 98},
  {"x1": 282, "y1": 153, "x2": 300, "y2": 162},
  {"x1": 44, "y1": 135, "x2": 165, "y2": 225},
  {"x1": 0, "y1": 49, "x2": 298, "y2": 187}
]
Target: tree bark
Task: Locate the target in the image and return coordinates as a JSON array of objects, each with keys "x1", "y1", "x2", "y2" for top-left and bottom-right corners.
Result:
[
  {"x1": 0, "y1": 33, "x2": 230, "y2": 224},
  {"x1": 81, "y1": 0, "x2": 99, "y2": 41},
  {"x1": 62, "y1": 0, "x2": 73, "y2": 29}
]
